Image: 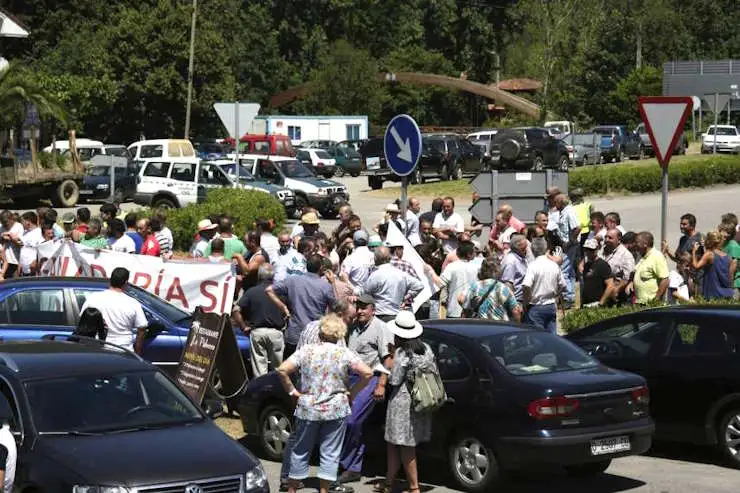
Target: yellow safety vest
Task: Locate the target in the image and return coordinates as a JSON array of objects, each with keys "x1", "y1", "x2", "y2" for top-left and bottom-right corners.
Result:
[{"x1": 574, "y1": 202, "x2": 591, "y2": 234}]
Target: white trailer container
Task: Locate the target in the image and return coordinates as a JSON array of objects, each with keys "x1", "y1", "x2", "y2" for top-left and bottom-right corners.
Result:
[{"x1": 252, "y1": 115, "x2": 369, "y2": 145}]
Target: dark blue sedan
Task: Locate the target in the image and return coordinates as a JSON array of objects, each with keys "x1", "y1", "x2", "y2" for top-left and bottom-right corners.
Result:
[
  {"x1": 0, "y1": 277, "x2": 251, "y2": 374},
  {"x1": 237, "y1": 319, "x2": 654, "y2": 491}
]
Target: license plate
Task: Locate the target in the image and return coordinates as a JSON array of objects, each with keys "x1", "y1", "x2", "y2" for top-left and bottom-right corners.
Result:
[
  {"x1": 367, "y1": 157, "x2": 380, "y2": 170},
  {"x1": 284, "y1": 200, "x2": 294, "y2": 206},
  {"x1": 590, "y1": 435, "x2": 630, "y2": 455},
  {"x1": 79, "y1": 190, "x2": 93, "y2": 195}
]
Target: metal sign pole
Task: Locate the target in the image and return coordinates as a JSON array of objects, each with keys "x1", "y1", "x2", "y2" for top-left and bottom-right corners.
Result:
[
  {"x1": 713, "y1": 92, "x2": 719, "y2": 154},
  {"x1": 401, "y1": 176, "x2": 408, "y2": 238},
  {"x1": 691, "y1": 109, "x2": 695, "y2": 142},
  {"x1": 661, "y1": 166, "x2": 668, "y2": 248}
]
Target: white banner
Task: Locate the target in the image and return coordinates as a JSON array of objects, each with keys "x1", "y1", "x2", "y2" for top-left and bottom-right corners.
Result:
[
  {"x1": 386, "y1": 222, "x2": 439, "y2": 312},
  {"x1": 37, "y1": 241, "x2": 236, "y2": 314}
]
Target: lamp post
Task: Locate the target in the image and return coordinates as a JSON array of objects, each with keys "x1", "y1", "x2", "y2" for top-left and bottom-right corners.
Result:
[{"x1": 184, "y1": 0, "x2": 198, "y2": 139}]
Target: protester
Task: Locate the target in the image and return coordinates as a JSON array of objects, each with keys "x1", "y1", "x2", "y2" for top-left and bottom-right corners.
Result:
[
  {"x1": 332, "y1": 204, "x2": 355, "y2": 247},
  {"x1": 256, "y1": 217, "x2": 280, "y2": 262},
  {"x1": 377, "y1": 312, "x2": 436, "y2": 493},
  {"x1": 663, "y1": 213, "x2": 703, "y2": 264},
  {"x1": 80, "y1": 267, "x2": 148, "y2": 353},
  {"x1": 500, "y1": 234, "x2": 529, "y2": 305},
  {"x1": 441, "y1": 232, "x2": 472, "y2": 271},
  {"x1": 107, "y1": 218, "x2": 136, "y2": 253},
  {"x1": 61, "y1": 212, "x2": 77, "y2": 235},
  {"x1": 600, "y1": 228, "x2": 635, "y2": 303},
  {"x1": 627, "y1": 232, "x2": 669, "y2": 304},
  {"x1": 418, "y1": 197, "x2": 443, "y2": 225},
  {"x1": 719, "y1": 221, "x2": 740, "y2": 297},
  {"x1": 138, "y1": 218, "x2": 161, "y2": 257},
  {"x1": 277, "y1": 314, "x2": 373, "y2": 493},
  {"x1": 387, "y1": 239, "x2": 420, "y2": 280},
  {"x1": 295, "y1": 212, "x2": 320, "y2": 245},
  {"x1": 459, "y1": 257, "x2": 521, "y2": 321},
  {"x1": 433, "y1": 240, "x2": 478, "y2": 318},
  {"x1": 0, "y1": 210, "x2": 24, "y2": 279},
  {"x1": 581, "y1": 238, "x2": 614, "y2": 307},
  {"x1": 267, "y1": 254, "x2": 336, "y2": 358},
  {"x1": 334, "y1": 294, "x2": 393, "y2": 489},
  {"x1": 336, "y1": 214, "x2": 362, "y2": 262},
  {"x1": 405, "y1": 197, "x2": 421, "y2": 246},
  {"x1": 522, "y1": 238, "x2": 565, "y2": 334},
  {"x1": 191, "y1": 219, "x2": 218, "y2": 258},
  {"x1": 19, "y1": 212, "x2": 43, "y2": 276},
  {"x1": 124, "y1": 212, "x2": 143, "y2": 254},
  {"x1": 99, "y1": 203, "x2": 118, "y2": 227},
  {"x1": 605, "y1": 212, "x2": 626, "y2": 235},
  {"x1": 667, "y1": 252, "x2": 693, "y2": 304},
  {"x1": 150, "y1": 215, "x2": 172, "y2": 259},
  {"x1": 382, "y1": 203, "x2": 405, "y2": 233},
  {"x1": 587, "y1": 211, "x2": 607, "y2": 246},
  {"x1": 341, "y1": 231, "x2": 375, "y2": 288},
  {"x1": 692, "y1": 230, "x2": 736, "y2": 300},
  {"x1": 36, "y1": 207, "x2": 63, "y2": 239},
  {"x1": 74, "y1": 307, "x2": 107, "y2": 340},
  {"x1": 233, "y1": 231, "x2": 270, "y2": 291},
  {"x1": 534, "y1": 210, "x2": 549, "y2": 232},
  {"x1": 622, "y1": 231, "x2": 639, "y2": 261},
  {"x1": 77, "y1": 218, "x2": 108, "y2": 249},
  {"x1": 489, "y1": 210, "x2": 517, "y2": 255},
  {"x1": 570, "y1": 188, "x2": 591, "y2": 242},
  {"x1": 207, "y1": 217, "x2": 246, "y2": 259},
  {"x1": 274, "y1": 230, "x2": 307, "y2": 282},
  {"x1": 360, "y1": 247, "x2": 424, "y2": 321},
  {"x1": 233, "y1": 264, "x2": 286, "y2": 377},
  {"x1": 0, "y1": 396, "x2": 17, "y2": 492},
  {"x1": 75, "y1": 207, "x2": 91, "y2": 234},
  {"x1": 432, "y1": 197, "x2": 465, "y2": 254}
]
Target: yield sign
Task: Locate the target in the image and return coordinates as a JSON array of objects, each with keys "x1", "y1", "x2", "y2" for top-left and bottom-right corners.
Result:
[{"x1": 638, "y1": 96, "x2": 692, "y2": 168}]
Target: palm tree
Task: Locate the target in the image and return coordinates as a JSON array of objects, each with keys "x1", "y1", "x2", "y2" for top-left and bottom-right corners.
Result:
[{"x1": 0, "y1": 63, "x2": 67, "y2": 126}]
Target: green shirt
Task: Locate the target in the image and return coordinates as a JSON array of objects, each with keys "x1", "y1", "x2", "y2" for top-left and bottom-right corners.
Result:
[
  {"x1": 80, "y1": 234, "x2": 109, "y2": 249},
  {"x1": 723, "y1": 239, "x2": 740, "y2": 288},
  {"x1": 205, "y1": 235, "x2": 246, "y2": 260}
]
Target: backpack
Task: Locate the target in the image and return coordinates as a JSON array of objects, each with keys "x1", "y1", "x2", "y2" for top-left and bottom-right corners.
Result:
[{"x1": 407, "y1": 352, "x2": 446, "y2": 413}]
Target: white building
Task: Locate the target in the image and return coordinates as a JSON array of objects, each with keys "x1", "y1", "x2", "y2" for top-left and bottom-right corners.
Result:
[{"x1": 252, "y1": 115, "x2": 369, "y2": 145}]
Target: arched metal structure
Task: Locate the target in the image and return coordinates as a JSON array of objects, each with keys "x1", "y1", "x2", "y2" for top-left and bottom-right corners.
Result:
[{"x1": 269, "y1": 72, "x2": 542, "y2": 118}]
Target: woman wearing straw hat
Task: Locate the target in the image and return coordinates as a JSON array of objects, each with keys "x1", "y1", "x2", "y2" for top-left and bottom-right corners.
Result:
[{"x1": 376, "y1": 311, "x2": 437, "y2": 493}]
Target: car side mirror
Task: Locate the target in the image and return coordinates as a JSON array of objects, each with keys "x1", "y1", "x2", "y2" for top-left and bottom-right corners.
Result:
[{"x1": 145, "y1": 321, "x2": 166, "y2": 338}]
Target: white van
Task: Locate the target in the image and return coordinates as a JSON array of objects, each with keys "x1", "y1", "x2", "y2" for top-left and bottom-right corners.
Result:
[
  {"x1": 43, "y1": 139, "x2": 105, "y2": 162},
  {"x1": 127, "y1": 139, "x2": 198, "y2": 167}
]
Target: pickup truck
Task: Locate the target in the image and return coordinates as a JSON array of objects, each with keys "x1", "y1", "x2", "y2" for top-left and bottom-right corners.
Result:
[
  {"x1": 701, "y1": 125, "x2": 740, "y2": 154},
  {"x1": 589, "y1": 125, "x2": 642, "y2": 162},
  {"x1": 635, "y1": 123, "x2": 687, "y2": 158}
]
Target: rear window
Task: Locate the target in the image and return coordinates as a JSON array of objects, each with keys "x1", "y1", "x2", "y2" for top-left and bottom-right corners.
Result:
[
  {"x1": 143, "y1": 162, "x2": 171, "y2": 178},
  {"x1": 315, "y1": 150, "x2": 331, "y2": 159},
  {"x1": 140, "y1": 145, "x2": 163, "y2": 159},
  {"x1": 707, "y1": 127, "x2": 738, "y2": 136},
  {"x1": 104, "y1": 146, "x2": 128, "y2": 157},
  {"x1": 479, "y1": 332, "x2": 598, "y2": 376},
  {"x1": 591, "y1": 127, "x2": 616, "y2": 135},
  {"x1": 361, "y1": 139, "x2": 384, "y2": 157}
]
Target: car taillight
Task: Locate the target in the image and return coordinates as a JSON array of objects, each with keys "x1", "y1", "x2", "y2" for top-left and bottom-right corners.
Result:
[
  {"x1": 566, "y1": 145, "x2": 574, "y2": 152},
  {"x1": 631, "y1": 386, "x2": 650, "y2": 406},
  {"x1": 528, "y1": 396, "x2": 579, "y2": 419},
  {"x1": 317, "y1": 161, "x2": 324, "y2": 166},
  {"x1": 611, "y1": 136, "x2": 616, "y2": 145}
]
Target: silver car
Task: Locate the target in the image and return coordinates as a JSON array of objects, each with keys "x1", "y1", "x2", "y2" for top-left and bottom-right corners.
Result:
[{"x1": 562, "y1": 133, "x2": 601, "y2": 166}]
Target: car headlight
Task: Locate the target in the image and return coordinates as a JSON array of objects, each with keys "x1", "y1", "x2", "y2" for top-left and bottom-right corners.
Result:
[
  {"x1": 316, "y1": 188, "x2": 329, "y2": 195},
  {"x1": 73, "y1": 487, "x2": 130, "y2": 493},
  {"x1": 244, "y1": 465, "x2": 268, "y2": 491}
]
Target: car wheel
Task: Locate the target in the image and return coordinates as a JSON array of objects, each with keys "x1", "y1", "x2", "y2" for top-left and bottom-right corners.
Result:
[
  {"x1": 412, "y1": 167, "x2": 423, "y2": 185},
  {"x1": 369, "y1": 176, "x2": 383, "y2": 190},
  {"x1": 557, "y1": 155, "x2": 569, "y2": 171},
  {"x1": 452, "y1": 164, "x2": 463, "y2": 180},
  {"x1": 564, "y1": 460, "x2": 612, "y2": 477},
  {"x1": 639, "y1": 146, "x2": 646, "y2": 160},
  {"x1": 532, "y1": 155, "x2": 544, "y2": 171},
  {"x1": 440, "y1": 164, "x2": 449, "y2": 181},
  {"x1": 616, "y1": 148, "x2": 624, "y2": 163},
  {"x1": 52, "y1": 179, "x2": 80, "y2": 207},
  {"x1": 350, "y1": 172, "x2": 360, "y2": 177},
  {"x1": 153, "y1": 197, "x2": 176, "y2": 209},
  {"x1": 718, "y1": 408, "x2": 740, "y2": 467},
  {"x1": 259, "y1": 404, "x2": 293, "y2": 461},
  {"x1": 449, "y1": 435, "x2": 499, "y2": 492},
  {"x1": 334, "y1": 166, "x2": 345, "y2": 178}
]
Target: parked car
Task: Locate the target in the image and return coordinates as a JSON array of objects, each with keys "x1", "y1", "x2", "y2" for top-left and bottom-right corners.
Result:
[
  {"x1": 238, "y1": 319, "x2": 653, "y2": 491},
  {"x1": 209, "y1": 159, "x2": 296, "y2": 216},
  {"x1": 194, "y1": 140, "x2": 229, "y2": 160},
  {"x1": 134, "y1": 159, "x2": 234, "y2": 209},
  {"x1": 589, "y1": 126, "x2": 642, "y2": 162},
  {"x1": 561, "y1": 133, "x2": 601, "y2": 166},
  {"x1": 566, "y1": 305, "x2": 740, "y2": 467},
  {"x1": 467, "y1": 129, "x2": 498, "y2": 142},
  {"x1": 300, "y1": 139, "x2": 338, "y2": 149},
  {"x1": 43, "y1": 138, "x2": 105, "y2": 163},
  {"x1": 0, "y1": 277, "x2": 252, "y2": 372},
  {"x1": 103, "y1": 144, "x2": 131, "y2": 158},
  {"x1": 544, "y1": 121, "x2": 576, "y2": 140},
  {"x1": 325, "y1": 145, "x2": 363, "y2": 177},
  {"x1": 470, "y1": 140, "x2": 494, "y2": 170},
  {"x1": 412, "y1": 134, "x2": 483, "y2": 183},
  {"x1": 361, "y1": 138, "x2": 394, "y2": 190},
  {"x1": 242, "y1": 154, "x2": 349, "y2": 219},
  {"x1": 229, "y1": 134, "x2": 295, "y2": 158},
  {"x1": 634, "y1": 123, "x2": 687, "y2": 158},
  {"x1": 490, "y1": 128, "x2": 570, "y2": 171},
  {"x1": 80, "y1": 159, "x2": 139, "y2": 202},
  {"x1": 294, "y1": 148, "x2": 336, "y2": 178},
  {"x1": 0, "y1": 338, "x2": 267, "y2": 492},
  {"x1": 701, "y1": 125, "x2": 740, "y2": 154},
  {"x1": 128, "y1": 139, "x2": 199, "y2": 170},
  {"x1": 338, "y1": 139, "x2": 369, "y2": 152}
]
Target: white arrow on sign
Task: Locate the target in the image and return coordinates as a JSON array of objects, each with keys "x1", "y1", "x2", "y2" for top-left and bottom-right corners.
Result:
[{"x1": 390, "y1": 126, "x2": 413, "y2": 163}]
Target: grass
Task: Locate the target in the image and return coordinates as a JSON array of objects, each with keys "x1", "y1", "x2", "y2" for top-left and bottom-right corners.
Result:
[{"x1": 366, "y1": 150, "x2": 722, "y2": 199}]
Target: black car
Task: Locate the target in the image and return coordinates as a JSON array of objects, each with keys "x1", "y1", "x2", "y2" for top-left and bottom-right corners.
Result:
[
  {"x1": 567, "y1": 305, "x2": 740, "y2": 467},
  {"x1": 491, "y1": 127, "x2": 570, "y2": 171},
  {"x1": 79, "y1": 161, "x2": 139, "y2": 202},
  {"x1": 0, "y1": 338, "x2": 268, "y2": 492},
  {"x1": 238, "y1": 320, "x2": 653, "y2": 491},
  {"x1": 361, "y1": 138, "x2": 394, "y2": 190},
  {"x1": 413, "y1": 135, "x2": 484, "y2": 184}
]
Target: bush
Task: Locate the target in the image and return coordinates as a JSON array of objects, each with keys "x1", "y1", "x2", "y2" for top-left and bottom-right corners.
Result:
[
  {"x1": 569, "y1": 155, "x2": 740, "y2": 195},
  {"x1": 163, "y1": 188, "x2": 287, "y2": 252},
  {"x1": 562, "y1": 298, "x2": 739, "y2": 334}
]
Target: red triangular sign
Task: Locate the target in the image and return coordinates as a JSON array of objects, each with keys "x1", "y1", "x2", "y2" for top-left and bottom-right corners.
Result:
[{"x1": 638, "y1": 96, "x2": 693, "y2": 168}]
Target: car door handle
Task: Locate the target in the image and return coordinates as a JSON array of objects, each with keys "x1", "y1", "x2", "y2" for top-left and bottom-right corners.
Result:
[{"x1": 166, "y1": 183, "x2": 174, "y2": 187}]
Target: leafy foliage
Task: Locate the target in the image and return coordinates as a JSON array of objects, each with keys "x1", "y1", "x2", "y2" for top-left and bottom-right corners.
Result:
[{"x1": 0, "y1": 64, "x2": 67, "y2": 128}]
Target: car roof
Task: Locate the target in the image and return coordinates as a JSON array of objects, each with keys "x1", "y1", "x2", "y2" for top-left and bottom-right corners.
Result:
[
  {"x1": 128, "y1": 139, "x2": 193, "y2": 148},
  {"x1": 633, "y1": 304, "x2": 740, "y2": 318},
  {"x1": 0, "y1": 340, "x2": 149, "y2": 380},
  {"x1": 0, "y1": 277, "x2": 109, "y2": 288},
  {"x1": 421, "y1": 319, "x2": 542, "y2": 339}
]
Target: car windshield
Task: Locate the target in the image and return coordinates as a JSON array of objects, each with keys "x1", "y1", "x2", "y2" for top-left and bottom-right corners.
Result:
[
  {"x1": 88, "y1": 166, "x2": 110, "y2": 176},
  {"x1": 26, "y1": 370, "x2": 203, "y2": 434},
  {"x1": 545, "y1": 124, "x2": 566, "y2": 133},
  {"x1": 218, "y1": 162, "x2": 255, "y2": 182},
  {"x1": 479, "y1": 331, "x2": 599, "y2": 376},
  {"x1": 278, "y1": 159, "x2": 315, "y2": 178},
  {"x1": 124, "y1": 284, "x2": 192, "y2": 324},
  {"x1": 707, "y1": 127, "x2": 738, "y2": 136},
  {"x1": 105, "y1": 147, "x2": 128, "y2": 157}
]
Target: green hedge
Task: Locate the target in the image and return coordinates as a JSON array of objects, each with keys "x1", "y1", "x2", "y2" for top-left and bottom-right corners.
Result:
[
  {"x1": 570, "y1": 155, "x2": 740, "y2": 195},
  {"x1": 164, "y1": 188, "x2": 286, "y2": 252},
  {"x1": 562, "y1": 298, "x2": 739, "y2": 334}
]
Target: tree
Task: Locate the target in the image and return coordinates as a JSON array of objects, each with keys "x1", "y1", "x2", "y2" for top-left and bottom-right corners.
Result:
[
  {"x1": 607, "y1": 66, "x2": 663, "y2": 127},
  {"x1": 0, "y1": 64, "x2": 67, "y2": 127}
]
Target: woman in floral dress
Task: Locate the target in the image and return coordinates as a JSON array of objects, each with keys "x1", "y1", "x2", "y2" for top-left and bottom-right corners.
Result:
[{"x1": 277, "y1": 314, "x2": 373, "y2": 493}]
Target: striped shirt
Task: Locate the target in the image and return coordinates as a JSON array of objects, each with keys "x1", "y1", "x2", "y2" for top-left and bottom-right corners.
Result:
[{"x1": 390, "y1": 257, "x2": 420, "y2": 280}]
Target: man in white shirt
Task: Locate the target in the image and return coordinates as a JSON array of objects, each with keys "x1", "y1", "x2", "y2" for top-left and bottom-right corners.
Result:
[
  {"x1": 273, "y1": 231, "x2": 306, "y2": 282},
  {"x1": 191, "y1": 219, "x2": 218, "y2": 258},
  {"x1": 0, "y1": 397, "x2": 17, "y2": 493},
  {"x1": 80, "y1": 268, "x2": 148, "y2": 353},
  {"x1": 432, "y1": 241, "x2": 478, "y2": 318},
  {"x1": 359, "y1": 247, "x2": 424, "y2": 321},
  {"x1": 522, "y1": 238, "x2": 566, "y2": 334},
  {"x1": 107, "y1": 218, "x2": 136, "y2": 253},
  {"x1": 256, "y1": 218, "x2": 280, "y2": 262},
  {"x1": 433, "y1": 196, "x2": 465, "y2": 254},
  {"x1": 405, "y1": 197, "x2": 422, "y2": 246},
  {"x1": 340, "y1": 230, "x2": 375, "y2": 287},
  {"x1": 0, "y1": 210, "x2": 24, "y2": 279},
  {"x1": 18, "y1": 212, "x2": 44, "y2": 276}
]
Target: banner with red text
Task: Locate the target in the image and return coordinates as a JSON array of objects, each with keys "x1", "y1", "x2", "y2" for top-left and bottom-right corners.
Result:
[{"x1": 37, "y1": 240, "x2": 236, "y2": 314}]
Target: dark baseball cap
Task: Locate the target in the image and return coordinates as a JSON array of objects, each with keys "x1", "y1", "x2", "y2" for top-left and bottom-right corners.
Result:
[{"x1": 355, "y1": 294, "x2": 375, "y2": 306}]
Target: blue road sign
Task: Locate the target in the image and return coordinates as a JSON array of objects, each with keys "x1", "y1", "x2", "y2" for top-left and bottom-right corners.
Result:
[{"x1": 383, "y1": 114, "x2": 422, "y2": 176}]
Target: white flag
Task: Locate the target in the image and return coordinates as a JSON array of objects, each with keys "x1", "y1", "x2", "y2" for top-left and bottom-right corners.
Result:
[{"x1": 386, "y1": 222, "x2": 439, "y2": 312}]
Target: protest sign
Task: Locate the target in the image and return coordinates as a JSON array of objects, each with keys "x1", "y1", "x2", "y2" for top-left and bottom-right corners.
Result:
[{"x1": 386, "y1": 222, "x2": 439, "y2": 311}]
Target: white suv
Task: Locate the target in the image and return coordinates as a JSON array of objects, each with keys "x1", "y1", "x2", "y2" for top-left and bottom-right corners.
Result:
[
  {"x1": 128, "y1": 139, "x2": 199, "y2": 168},
  {"x1": 701, "y1": 125, "x2": 740, "y2": 154},
  {"x1": 133, "y1": 160, "x2": 233, "y2": 209}
]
